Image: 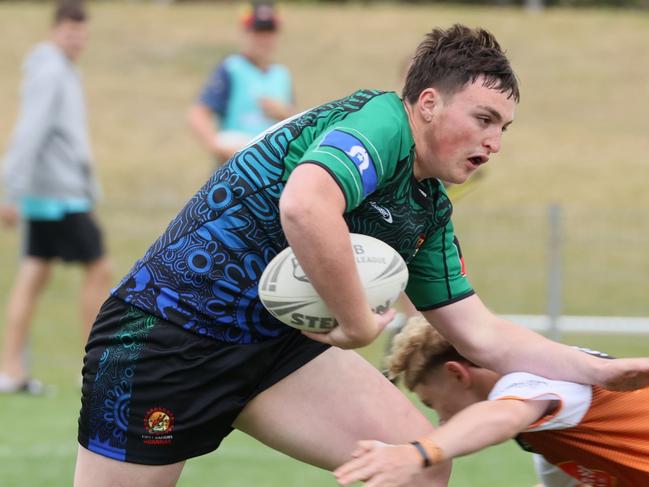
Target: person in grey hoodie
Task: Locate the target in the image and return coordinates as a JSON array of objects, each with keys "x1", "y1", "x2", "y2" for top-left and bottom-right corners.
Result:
[{"x1": 0, "y1": 1, "x2": 111, "y2": 393}]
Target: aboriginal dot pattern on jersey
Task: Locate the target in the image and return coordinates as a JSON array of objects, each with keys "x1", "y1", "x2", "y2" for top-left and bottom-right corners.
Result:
[{"x1": 112, "y1": 91, "x2": 381, "y2": 344}]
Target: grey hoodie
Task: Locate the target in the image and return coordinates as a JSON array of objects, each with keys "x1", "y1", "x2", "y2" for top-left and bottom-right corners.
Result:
[{"x1": 2, "y1": 42, "x2": 100, "y2": 205}]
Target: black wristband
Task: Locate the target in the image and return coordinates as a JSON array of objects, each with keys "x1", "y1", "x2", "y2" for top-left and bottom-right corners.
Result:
[{"x1": 409, "y1": 440, "x2": 432, "y2": 468}]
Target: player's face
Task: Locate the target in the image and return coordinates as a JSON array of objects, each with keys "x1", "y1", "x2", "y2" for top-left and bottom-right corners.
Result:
[
  {"x1": 413, "y1": 369, "x2": 479, "y2": 423},
  {"x1": 413, "y1": 79, "x2": 515, "y2": 184},
  {"x1": 51, "y1": 20, "x2": 89, "y2": 61}
]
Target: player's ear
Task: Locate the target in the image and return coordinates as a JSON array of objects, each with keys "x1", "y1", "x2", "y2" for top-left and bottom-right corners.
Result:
[
  {"x1": 417, "y1": 87, "x2": 438, "y2": 123},
  {"x1": 443, "y1": 361, "x2": 473, "y2": 389}
]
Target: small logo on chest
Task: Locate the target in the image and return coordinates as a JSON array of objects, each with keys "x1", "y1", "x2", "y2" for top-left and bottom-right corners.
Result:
[{"x1": 368, "y1": 201, "x2": 393, "y2": 223}]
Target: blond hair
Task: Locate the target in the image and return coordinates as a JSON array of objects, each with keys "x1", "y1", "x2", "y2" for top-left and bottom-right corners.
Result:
[{"x1": 387, "y1": 316, "x2": 468, "y2": 391}]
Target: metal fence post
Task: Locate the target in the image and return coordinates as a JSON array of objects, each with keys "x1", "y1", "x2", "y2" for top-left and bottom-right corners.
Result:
[{"x1": 547, "y1": 204, "x2": 562, "y2": 341}]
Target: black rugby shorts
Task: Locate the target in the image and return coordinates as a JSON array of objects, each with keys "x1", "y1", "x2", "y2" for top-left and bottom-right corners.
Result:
[{"x1": 78, "y1": 296, "x2": 329, "y2": 464}]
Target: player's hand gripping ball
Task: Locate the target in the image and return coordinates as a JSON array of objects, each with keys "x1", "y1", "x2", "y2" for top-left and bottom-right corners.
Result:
[{"x1": 259, "y1": 234, "x2": 408, "y2": 333}]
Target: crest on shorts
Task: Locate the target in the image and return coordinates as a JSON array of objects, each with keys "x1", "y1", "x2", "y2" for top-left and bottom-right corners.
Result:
[{"x1": 144, "y1": 407, "x2": 175, "y2": 435}]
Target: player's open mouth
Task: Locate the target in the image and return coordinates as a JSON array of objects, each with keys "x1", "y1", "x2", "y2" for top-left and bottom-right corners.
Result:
[{"x1": 468, "y1": 156, "x2": 487, "y2": 167}]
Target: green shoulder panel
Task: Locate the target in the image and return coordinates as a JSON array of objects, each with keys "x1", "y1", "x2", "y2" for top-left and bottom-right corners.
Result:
[{"x1": 297, "y1": 92, "x2": 413, "y2": 211}]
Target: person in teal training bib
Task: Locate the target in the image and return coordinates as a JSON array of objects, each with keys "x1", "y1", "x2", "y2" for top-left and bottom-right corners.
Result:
[
  {"x1": 75, "y1": 24, "x2": 649, "y2": 487},
  {"x1": 188, "y1": 2, "x2": 294, "y2": 165}
]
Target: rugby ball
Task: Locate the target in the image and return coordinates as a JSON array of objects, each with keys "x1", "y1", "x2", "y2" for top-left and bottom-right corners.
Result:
[{"x1": 258, "y1": 234, "x2": 409, "y2": 333}]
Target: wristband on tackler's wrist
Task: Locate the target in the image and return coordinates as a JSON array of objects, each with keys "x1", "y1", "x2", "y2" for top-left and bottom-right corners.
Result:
[
  {"x1": 410, "y1": 437, "x2": 444, "y2": 468},
  {"x1": 409, "y1": 440, "x2": 431, "y2": 467}
]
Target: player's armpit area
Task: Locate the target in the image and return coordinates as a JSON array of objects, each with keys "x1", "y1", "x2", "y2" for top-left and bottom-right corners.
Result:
[{"x1": 495, "y1": 398, "x2": 560, "y2": 431}]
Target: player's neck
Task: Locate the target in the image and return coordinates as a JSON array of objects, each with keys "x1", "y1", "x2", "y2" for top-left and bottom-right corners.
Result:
[
  {"x1": 403, "y1": 101, "x2": 426, "y2": 182},
  {"x1": 471, "y1": 369, "x2": 502, "y2": 399}
]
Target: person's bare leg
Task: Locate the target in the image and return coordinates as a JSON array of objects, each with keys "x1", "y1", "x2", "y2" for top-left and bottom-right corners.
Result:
[
  {"x1": 79, "y1": 256, "x2": 111, "y2": 344},
  {"x1": 234, "y1": 346, "x2": 451, "y2": 485},
  {"x1": 0, "y1": 257, "x2": 52, "y2": 382},
  {"x1": 74, "y1": 446, "x2": 184, "y2": 487}
]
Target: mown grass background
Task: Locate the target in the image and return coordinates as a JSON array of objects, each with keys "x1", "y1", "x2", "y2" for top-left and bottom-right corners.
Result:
[{"x1": 0, "y1": 2, "x2": 648, "y2": 486}]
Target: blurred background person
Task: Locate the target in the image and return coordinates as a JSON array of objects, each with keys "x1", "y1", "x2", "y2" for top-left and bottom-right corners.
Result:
[
  {"x1": 188, "y1": 1, "x2": 295, "y2": 165},
  {"x1": 0, "y1": 0, "x2": 111, "y2": 394}
]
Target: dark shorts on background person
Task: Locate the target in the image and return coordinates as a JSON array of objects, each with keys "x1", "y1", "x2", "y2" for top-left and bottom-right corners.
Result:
[
  {"x1": 25, "y1": 212, "x2": 104, "y2": 262},
  {"x1": 78, "y1": 296, "x2": 330, "y2": 465}
]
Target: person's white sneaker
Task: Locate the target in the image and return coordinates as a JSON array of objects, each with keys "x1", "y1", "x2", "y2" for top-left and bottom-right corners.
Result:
[{"x1": 0, "y1": 372, "x2": 45, "y2": 395}]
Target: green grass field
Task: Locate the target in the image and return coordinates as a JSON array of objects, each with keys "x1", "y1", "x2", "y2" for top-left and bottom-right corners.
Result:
[{"x1": 1, "y1": 2, "x2": 648, "y2": 486}]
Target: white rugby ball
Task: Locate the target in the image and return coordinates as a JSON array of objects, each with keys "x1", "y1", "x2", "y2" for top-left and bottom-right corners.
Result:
[{"x1": 258, "y1": 234, "x2": 409, "y2": 333}]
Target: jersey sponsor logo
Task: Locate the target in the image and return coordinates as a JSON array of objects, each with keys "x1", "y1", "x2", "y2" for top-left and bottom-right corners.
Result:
[
  {"x1": 557, "y1": 461, "x2": 617, "y2": 487},
  {"x1": 368, "y1": 201, "x2": 393, "y2": 223},
  {"x1": 320, "y1": 130, "x2": 377, "y2": 197},
  {"x1": 142, "y1": 407, "x2": 175, "y2": 445},
  {"x1": 503, "y1": 378, "x2": 549, "y2": 392}
]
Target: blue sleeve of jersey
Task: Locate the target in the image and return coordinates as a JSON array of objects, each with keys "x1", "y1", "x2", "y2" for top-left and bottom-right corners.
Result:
[{"x1": 198, "y1": 62, "x2": 230, "y2": 118}]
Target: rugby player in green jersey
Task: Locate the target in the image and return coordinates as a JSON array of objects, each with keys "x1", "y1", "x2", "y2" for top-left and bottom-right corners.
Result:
[{"x1": 74, "y1": 24, "x2": 649, "y2": 487}]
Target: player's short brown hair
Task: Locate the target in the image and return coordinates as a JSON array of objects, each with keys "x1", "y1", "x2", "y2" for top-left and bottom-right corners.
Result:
[
  {"x1": 387, "y1": 316, "x2": 474, "y2": 390},
  {"x1": 402, "y1": 24, "x2": 519, "y2": 105}
]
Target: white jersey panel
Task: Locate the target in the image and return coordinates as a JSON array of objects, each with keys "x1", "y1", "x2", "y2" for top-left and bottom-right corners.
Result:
[{"x1": 488, "y1": 372, "x2": 592, "y2": 432}]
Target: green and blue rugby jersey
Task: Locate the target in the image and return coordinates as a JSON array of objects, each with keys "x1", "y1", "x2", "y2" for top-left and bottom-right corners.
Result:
[
  {"x1": 113, "y1": 90, "x2": 473, "y2": 344},
  {"x1": 285, "y1": 91, "x2": 473, "y2": 310}
]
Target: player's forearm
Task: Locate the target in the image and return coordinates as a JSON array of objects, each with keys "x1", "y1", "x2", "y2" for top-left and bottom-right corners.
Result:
[
  {"x1": 428, "y1": 298, "x2": 604, "y2": 384},
  {"x1": 280, "y1": 170, "x2": 376, "y2": 345},
  {"x1": 481, "y1": 318, "x2": 603, "y2": 384},
  {"x1": 425, "y1": 400, "x2": 536, "y2": 461},
  {"x1": 280, "y1": 203, "x2": 376, "y2": 343}
]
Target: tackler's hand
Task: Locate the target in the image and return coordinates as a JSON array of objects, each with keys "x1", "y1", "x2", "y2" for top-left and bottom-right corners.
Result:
[
  {"x1": 334, "y1": 440, "x2": 424, "y2": 487},
  {"x1": 597, "y1": 357, "x2": 649, "y2": 391}
]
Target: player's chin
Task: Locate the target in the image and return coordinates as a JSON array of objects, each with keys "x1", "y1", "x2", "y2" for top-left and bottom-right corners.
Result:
[
  {"x1": 455, "y1": 165, "x2": 480, "y2": 184},
  {"x1": 448, "y1": 172, "x2": 471, "y2": 185}
]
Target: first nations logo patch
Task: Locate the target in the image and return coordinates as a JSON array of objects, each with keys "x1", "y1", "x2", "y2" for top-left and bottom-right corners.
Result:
[{"x1": 142, "y1": 407, "x2": 175, "y2": 445}]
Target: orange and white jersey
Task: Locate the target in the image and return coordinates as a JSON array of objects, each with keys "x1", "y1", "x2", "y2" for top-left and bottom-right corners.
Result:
[
  {"x1": 489, "y1": 372, "x2": 649, "y2": 487},
  {"x1": 533, "y1": 454, "x2": 584, "y2": 487}
]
